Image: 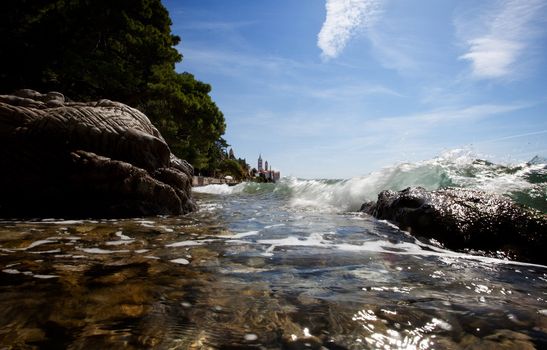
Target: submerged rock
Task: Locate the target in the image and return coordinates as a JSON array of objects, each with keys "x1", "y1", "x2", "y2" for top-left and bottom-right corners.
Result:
[
  {"x1": 0, "y1": 89, "x2": 196, "y2": 218},
  {"x1": 362, "y1": 187, "x2": 546, "y2": 264}
]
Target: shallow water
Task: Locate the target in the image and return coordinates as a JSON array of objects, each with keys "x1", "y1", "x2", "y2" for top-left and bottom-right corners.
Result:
[
  {"x1": 1, "y1": 153, "x2": 546, "y2": 349},
  {"x1": 1, "y1": 189, "x2": 546, "y2": 349}
]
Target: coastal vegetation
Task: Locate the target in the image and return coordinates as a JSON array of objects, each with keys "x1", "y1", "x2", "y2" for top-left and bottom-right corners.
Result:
[{"x1": 0, "y1": 0, "x2": 249, "y2": 179}]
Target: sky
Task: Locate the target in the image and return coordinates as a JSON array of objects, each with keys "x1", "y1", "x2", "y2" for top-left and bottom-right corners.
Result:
[{"x1": 163, "y1": 0, "x2": 547, "y2": 179}]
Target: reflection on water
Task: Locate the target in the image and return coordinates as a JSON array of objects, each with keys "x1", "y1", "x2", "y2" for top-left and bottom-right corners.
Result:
[{"x1": 0, "y1": 191, "x2": 546, "y2": 349}]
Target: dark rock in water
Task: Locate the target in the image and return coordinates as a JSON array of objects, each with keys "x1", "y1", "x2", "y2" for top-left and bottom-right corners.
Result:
[
  {"x1": 527, "y1": 155, "x2": 547, "y2": 166},
  {"x1": 363, "y1": 187, "x2": 546, "y2": 264},
  {"x1": 0, "y1": 89, "x2": 197, "y2": 218}
]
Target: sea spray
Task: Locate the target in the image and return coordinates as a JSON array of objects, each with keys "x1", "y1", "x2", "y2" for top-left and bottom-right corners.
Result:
[
  {"x1": 193, "y1": 183, "x2": 241, "y2": 195},
  {"x1": 193, "y1": 150, "x2": 546, "y2": 213}
]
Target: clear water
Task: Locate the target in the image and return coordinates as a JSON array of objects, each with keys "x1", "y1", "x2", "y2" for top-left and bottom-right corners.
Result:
[{"x1": 0, "y1": 151, "x2": 546, "y2": 349}]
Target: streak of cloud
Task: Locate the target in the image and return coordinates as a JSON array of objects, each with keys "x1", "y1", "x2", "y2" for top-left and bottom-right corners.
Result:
[
  {"x1": 367, "y1": 102, "x2": 532, "y2": 129},
  {"x1": 317, "y1": 0, "x2": 382, "y2": 59},
  {"x1": 458, "y1": 0, "x2": 545, "y2": 79}
]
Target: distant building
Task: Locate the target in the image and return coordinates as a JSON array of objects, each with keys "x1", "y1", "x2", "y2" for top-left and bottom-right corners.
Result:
[{"x1": 256, "y1": 154, "x2": 280, "y2": 182}]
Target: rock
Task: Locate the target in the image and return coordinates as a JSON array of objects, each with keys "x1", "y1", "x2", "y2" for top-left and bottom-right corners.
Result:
[
  {"x1": 363, "y1": 187, "x2": 546, "y2": 264},
  {"x1": 0, "y1": 89, "x2": 197, "y2": 218},
  {"x1": 527, "y1": 155, "x2": 547, "y2": 166}
]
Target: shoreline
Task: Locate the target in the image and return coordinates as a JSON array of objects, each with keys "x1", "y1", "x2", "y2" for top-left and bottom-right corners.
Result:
[{"x1": 192, "y1": 176, "x2": 240, "y2": 187}]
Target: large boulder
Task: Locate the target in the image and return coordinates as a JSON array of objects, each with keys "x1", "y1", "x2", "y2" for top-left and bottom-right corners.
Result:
[
  {"x1": 0, "y1": 89, "x2": 197, "y2": 218},
  {"x1": 362, "y1": 187, "x2": 546, "y2": 264}
]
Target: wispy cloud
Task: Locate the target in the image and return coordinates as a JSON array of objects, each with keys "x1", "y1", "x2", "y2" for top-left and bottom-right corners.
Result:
[
  {"x1": 274, "y1": 82, "x2": 403, "y2": 100},
  {"x1": 458, "y1": 0, "x2": 546, "y2": 79},
  {"x1": 176, "y1": 20, "x2": 256, "y2": 31},
  {"x1": 366, "y1": 29, "x2": 418, "y2": 72},
  {"x1": 317, "y1": 0, "x2": 383, "y2": 59},
  {"x1": 476, "y1": 129, "x2": 547, "y2": 143},
  {"x1": 368, "y1": 102, "x2": 531, "y2": 130},
  {"x1": 264, "y1": 102, "x2": 534, "y2": 178},
  {"x1": 177, "y1": 46, "x2": 307, "y2": 78}
]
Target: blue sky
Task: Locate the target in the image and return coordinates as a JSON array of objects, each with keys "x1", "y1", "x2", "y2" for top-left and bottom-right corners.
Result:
[{"x1": 163, "y1": 0, "x2": 547, "y2": 179}]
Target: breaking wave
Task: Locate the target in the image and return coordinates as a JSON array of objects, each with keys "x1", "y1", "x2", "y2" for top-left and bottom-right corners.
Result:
[{"x1": 193, "y1": 150, "x2": 547, "y2": 213}]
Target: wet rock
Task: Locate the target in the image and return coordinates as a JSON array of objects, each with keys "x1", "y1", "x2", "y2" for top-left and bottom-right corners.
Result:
[
  {"x1": 363, "y1": 187, "x2": 546, "y2": 264},
  {"x1": 459, "y1": 330, "x2": 536, "y2": 350},
  {"x1": 0, "y1": 89, "x2": 196, "y2": 218},
  {"x1": 282, "y1": 335, "x2": 324, "y2": 349}
]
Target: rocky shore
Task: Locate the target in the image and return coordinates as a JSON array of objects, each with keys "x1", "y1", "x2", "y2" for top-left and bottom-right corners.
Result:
[
  {"x1": 362, "y1": 187, "x2": 547, "y2": 265},
  {"x1": 0, "y1": 90, "x2": 196, "y2": 218}
]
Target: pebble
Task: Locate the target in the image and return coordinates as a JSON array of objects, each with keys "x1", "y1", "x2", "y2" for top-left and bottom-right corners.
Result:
[
  {"x1": 170, "y1": 258, "x2": 190, "y2": 265},
  {"x1": 244, "y1": 333, "x2": 258, "y2": 341}
]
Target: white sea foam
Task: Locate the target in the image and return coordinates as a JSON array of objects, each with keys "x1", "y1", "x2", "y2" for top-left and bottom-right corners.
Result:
[
  {"x1": 138, "y1": 220, "x2": 156, "y2": 228},
  {"x1": 29, "y1": 249, "x2": 61, "y2": 254},
  {"x1": 225, "y1": 239, "x2": 252, "y2": 245},
  {"x1": 258, "y1": 232, "x2": 327, "y2": 247},
  {"x1": 166, "y1": 240, "x2": 206, "y2": 248},
  {"x1": 46, "y1": 236, "x2": 81, "y2": 241},
  {"x1": 193, "y1": 184, "x2": 239, "y2": 195},
  {"x1": 137, "y1": 220, "x2": 155, "y2": 225},
  {"x1": 39, "y1": 219, "x2": 98, "y2": 224},
  {"x1": 281, "y1": 152, "x2": 462, "y2": 211},
  {"x1": 171, "y1": 258, "x2": 190, "y2": 265},
  {"x1": 256, "y1": 232, "x2": 546, "y2": 268},
  {"x1": 34, "y1": 274, "x2": 58, "y2": 279},
  {"x1": 285, "y1": 176, "x2": 381, "y2": 212},
  {"x1": 78, "y1": 248, "x2": 129, "y2": 254},
  {"x1": 19, "y1": 239, "x2": 57, "y2": 250},
  {"x1": 2, "y1": 268, "x2": 58, "y2": 279},
  {"x1": 115, "y1": 231, "x2": 131, "y2": 240},
  {"x1": 244, "y1": 334, "x2": 258, "y2": 341},
  {"x1": 231, "y1": 230, "x2": 260, "y2": 238},
  {"x1": 264, "y1": 223, "x2": 285, "y2": 229},
  {"x1": 377, "y1": 220, "x2": 401, "y2": 230},
  {"x1": 105, "y1": 240, "x2": 135, "y2": 246}
]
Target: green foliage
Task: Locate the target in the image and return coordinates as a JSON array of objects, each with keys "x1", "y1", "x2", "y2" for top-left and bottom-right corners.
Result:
[
  {"x1": 218, "y1": 159, "x2": 247, "y2": 181},
  {"x1": 196, "y1": 139, "x2": 250, "y2": 180},
  {"x1": 0, "y1": 0, "x2": 239, "y2": 174},
  {"x1": 0, "y1": 0, "x2": 180, "y2": 103},
  {"x1": 140, "y1": 72, "x2": 226, "y2": 171}
]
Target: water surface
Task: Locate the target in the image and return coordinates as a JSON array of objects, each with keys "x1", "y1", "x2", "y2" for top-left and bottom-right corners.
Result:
[{"x1": 1, "y1": 153, "x2": 546, "y2": 349}]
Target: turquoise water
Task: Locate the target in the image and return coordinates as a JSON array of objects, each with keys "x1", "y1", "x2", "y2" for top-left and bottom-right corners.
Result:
[{"x1": 0, "y1": 152, "x2": 545, "y2": 349}]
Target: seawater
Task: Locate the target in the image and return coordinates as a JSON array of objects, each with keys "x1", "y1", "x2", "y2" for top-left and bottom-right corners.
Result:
[{"x1": 0, "y1": 151, "x2": 546, "y2": 349}]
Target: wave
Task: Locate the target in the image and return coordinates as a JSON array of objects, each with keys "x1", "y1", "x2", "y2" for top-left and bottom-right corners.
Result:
[{"x1": 193, "y1": 150, "x2": 547, "y2": 213}]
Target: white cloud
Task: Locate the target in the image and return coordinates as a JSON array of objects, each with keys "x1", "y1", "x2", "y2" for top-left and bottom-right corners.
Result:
[
  {"x1": 368, "y1": 102, "x2": 531, "y2": 130},
  {"x1": 274, "y1": 82, "x2": 403, "y2": 100},
  {"x1": 460, "y1": 38, "x2": 522, "y2": 78},
  {"x1": 366, "y1": 29, "x2": 418, "y2": 72},
  {"x1": 317, "y1": 0, "x2": 382, "y2": 59},
  {"x1": 458, "y1": 0, "x2": 545, "y2": 79},
  {"x1": 177, "y1": 46, "x2": 307, "y2": 78},
  {"x1": 176, "y1": 20, "x2": 256, "y2": 31}
]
